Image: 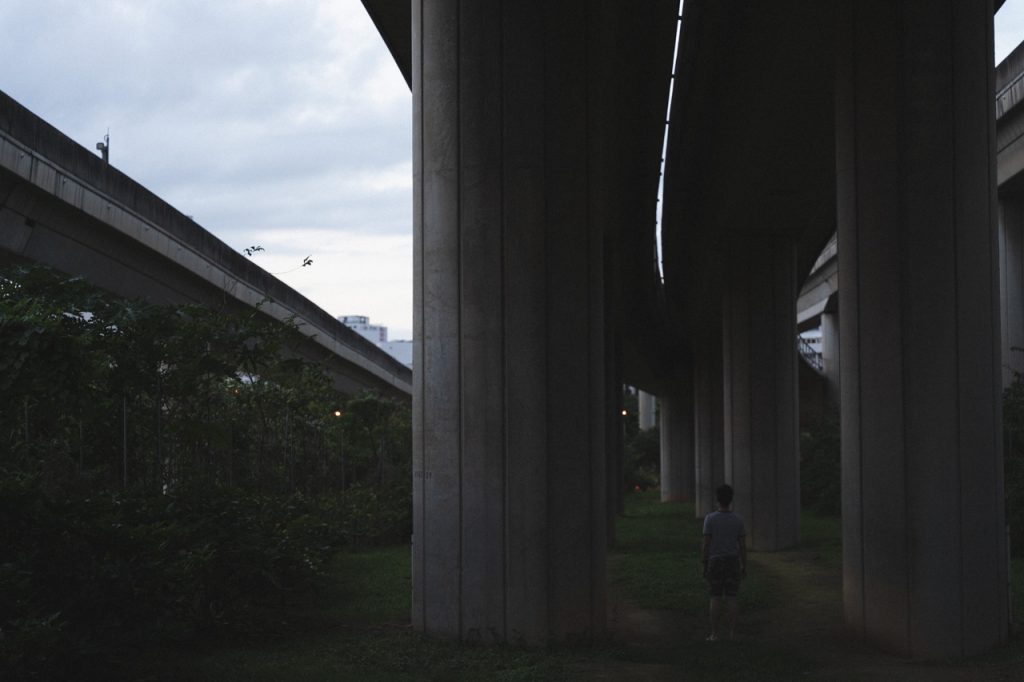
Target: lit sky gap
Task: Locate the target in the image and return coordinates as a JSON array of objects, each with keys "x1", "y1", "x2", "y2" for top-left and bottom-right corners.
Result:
[{"x1": 655, "y1": 1, "x2": 685, "y2": 279}]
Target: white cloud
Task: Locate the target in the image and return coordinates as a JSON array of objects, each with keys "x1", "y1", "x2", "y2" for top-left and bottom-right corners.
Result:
[
  {"x1": 0, "y1": 0, "x2": 412, "y2": 338},
  {"x1": 998, "y1": 0, "x2": 1024, "y2": 63}
]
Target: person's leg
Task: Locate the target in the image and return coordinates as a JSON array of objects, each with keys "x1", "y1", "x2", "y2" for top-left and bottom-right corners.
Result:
[
  {"x1": 709, "y1": 596, "x2": 722, "y2": 640},
  {"x1": 725, "y1": 596, "x2": 738, "y2": 639}
]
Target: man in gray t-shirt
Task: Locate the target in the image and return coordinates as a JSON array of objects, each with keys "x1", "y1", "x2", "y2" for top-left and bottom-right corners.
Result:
[{"x1": 701, "y1": 484, "x2": 746, "y2": 641}]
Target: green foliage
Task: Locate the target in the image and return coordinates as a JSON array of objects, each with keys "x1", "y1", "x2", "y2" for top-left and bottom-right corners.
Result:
[
  {"x1": 0, "y1": 474, "x2": 349, "y2": 677},
  {"x1": 800, "y1": 410, "x2": 841, "y2": 516},
  {"x1": 610, "y1": 490, "x2": 777, "y2": 614},
  {"x1": 1004, "y1": 374, "x2": 1024, "y2": 557},
  {"x1": 0, "y1": 265, "x2": 412, "y2": 677},
  {"x1": 624, "y1": 427, "x2": 660, "y2": 491}
]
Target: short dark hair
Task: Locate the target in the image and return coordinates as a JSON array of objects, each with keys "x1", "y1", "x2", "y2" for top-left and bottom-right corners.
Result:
[{"x1": 716, "y1": 484, "x2": 734, "y2": 507}]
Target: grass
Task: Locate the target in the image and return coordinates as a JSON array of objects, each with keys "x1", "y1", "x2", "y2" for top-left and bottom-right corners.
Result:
[
  {"x1": 608, "y1": 491, "x2": 785, "y2": 613},
  {"x1": 118, "y1": 493, "x2": 1024, "y2": 681}
]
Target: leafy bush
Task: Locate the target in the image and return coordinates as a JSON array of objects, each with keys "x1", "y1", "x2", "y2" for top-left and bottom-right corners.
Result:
[
  {"x1": 0, "y1": 476, "x2": 358, "y2": 677},
  {"x1": 625, "y1": 427, "x2": 660, "y2": 491},
  {"x1": 0, "y1": 265, "x2": 414, "y2": 677},
  {"x1": 1004, "y1": 375, "x2": 1024, "y2": 556},
  {"x1": 800, "y1": 410, "x2": 841, "y2": 516}
]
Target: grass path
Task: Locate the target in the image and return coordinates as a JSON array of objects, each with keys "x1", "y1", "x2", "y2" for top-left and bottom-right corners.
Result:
[
  {"x1": 572, "y1": 495, "x2": 1024, "y2": 681},
  {"x1": 126, "y1": 493, "x2": 1024, "y2": 680}
]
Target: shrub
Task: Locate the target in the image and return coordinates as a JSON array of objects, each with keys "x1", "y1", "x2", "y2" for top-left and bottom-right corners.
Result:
[
  {"x1": 0, "y1": 477, "x2": 344, "y2": 677},
  {"x1": 625, "y1": 427, "x2": 661, "y2": 491},
  {"x1": 800, "y1": 410, "x2": 841, "y2": 516},
  {"x1": 1004, "y1": 375, "x2": 1024, "y2": 556}
]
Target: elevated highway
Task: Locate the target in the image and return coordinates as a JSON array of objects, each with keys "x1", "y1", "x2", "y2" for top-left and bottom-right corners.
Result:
[
  {"x1": 0, "y1": 91, "x2": 410, "y2": 400},
  {"x1": 369, "y1": 0, "x2": 1007, "y2": 658}
]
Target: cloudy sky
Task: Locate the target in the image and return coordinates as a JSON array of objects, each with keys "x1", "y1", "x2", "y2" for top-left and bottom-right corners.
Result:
[
  {"x1": 3, "y1": 1, "x2": 1024, "y2": 341},
  {"x1": 1, "y1": 0, "x2": 412, "y2": 337}
]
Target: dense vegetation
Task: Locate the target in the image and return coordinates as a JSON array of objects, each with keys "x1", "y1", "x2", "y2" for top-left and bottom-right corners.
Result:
[
  {"x1": 799, "y1": 409, "x2": 841, "y2": 517},
  {"x1": 0, "y1": 265, "x2": 411, "y2": 678},
  {"x1": 1003, "y1": 373, "x2": 1024, "y2": 557}
]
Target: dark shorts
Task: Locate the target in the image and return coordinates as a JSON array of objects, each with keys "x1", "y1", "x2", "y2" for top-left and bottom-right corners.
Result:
[{"x1": 706, "y1": 555, "x2": 741, "y2": 597}]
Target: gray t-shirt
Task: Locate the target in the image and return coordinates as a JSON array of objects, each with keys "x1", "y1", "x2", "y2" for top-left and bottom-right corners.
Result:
[{"x1": 702, "y1": 510, "x2": 745, "y2": 558}]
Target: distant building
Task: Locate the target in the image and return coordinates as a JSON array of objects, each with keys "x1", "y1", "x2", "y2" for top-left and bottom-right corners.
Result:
[
  {"x1": 338, "y1": 314, "x2": 413, "y2": 369},
  {"x1": 338, "y1": 315, "x2": 388, "y2": 343}
]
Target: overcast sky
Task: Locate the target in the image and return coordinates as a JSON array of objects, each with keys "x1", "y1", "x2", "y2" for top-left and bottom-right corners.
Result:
[
  {"x1": 3, "y1": 1, "x2": 1024, "y2": 342},
  {"x1": 1, "y1": 0, "x2": 413, "y2": 337}
]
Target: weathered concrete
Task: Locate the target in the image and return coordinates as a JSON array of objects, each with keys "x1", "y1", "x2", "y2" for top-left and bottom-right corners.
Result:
[
  {"x1": 412, "y1": 0, "x2": 624, "y2": 644},
  {"x1": 836, "y1": 0, "x2": 1008, "y2": 657},
  {"x1": 659, "y1": 375, "x2": 694, "y2": 503},
  {"x1": 638, "y1": 390, "x2": 657, "y2": 431},
  {"x1": 694, "y1": 330, "x2": 726, "y2": 519},
  {"x1": 820, "y1": 310, "x2": 841, "y2": 407},
  {"x1": 722, "y1": 237, "x2": 800, "y2": 551}
]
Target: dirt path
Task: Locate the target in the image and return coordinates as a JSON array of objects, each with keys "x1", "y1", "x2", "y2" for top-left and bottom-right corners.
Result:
[{"x1": 568, "y1": 546, "x2": 1024, "y2": 681}]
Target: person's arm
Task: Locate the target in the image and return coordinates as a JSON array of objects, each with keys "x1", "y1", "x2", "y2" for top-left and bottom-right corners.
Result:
[
  {"x1": 702, "y1": 535, "x2": 711, "y2": 575},
  {"x1": 738, "y1": 535, "x2": 747, "y2": 577}
]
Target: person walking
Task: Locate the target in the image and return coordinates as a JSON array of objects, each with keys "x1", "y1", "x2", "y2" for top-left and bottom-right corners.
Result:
[{"x1": 701, "y1": 483, "x2": 746, "y2": 641}]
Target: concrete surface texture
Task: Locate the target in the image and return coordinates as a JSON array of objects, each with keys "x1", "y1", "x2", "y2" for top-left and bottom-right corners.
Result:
[
  {"x1": 372, "y1": 0, "x2": 1012, "y2": 656},
  {"x1": 836, "y1": 0, "x2": 1008, "y2": 658},
  {"x1": 659, "y1": 382, "x2": 695, "y2": 503}
]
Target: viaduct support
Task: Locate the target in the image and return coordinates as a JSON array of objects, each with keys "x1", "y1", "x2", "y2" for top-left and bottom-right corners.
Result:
[
  {"x1": 659, "y1": 369, "x2": 695, "y2": 502},
  {"x1": 638, "y1": 390, "x2": 657, "y2": 431},
  {"x1": 722, "y1": 237, "x2": 800, "y2": 551},
  {"x1": 412, "y1": 0, "x2": 610, "y2": 644},
  {"x1": 836, "y1": 0, "x2": 1007, "y2": 657},
  {"x1": 820, "y1": 310, "x2": 841, "y2": 408},
  {"x1": 694, "y1": 329, "x2": 726, "y2": 518}
]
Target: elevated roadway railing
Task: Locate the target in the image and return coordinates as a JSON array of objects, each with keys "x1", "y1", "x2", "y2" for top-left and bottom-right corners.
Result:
[{"x1": 0, "y1": 90, "x2": 411, "y2": 400}]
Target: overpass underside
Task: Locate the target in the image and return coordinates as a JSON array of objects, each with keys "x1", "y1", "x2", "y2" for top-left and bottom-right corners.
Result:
[{"x1": 370, "y1": 0, "x2": 1009, "y2": 658}]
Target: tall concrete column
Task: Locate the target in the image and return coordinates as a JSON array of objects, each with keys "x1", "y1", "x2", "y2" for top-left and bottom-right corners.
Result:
[
  {"x1": 836, "y1": 0, "x2": 1007, "y2": 657},
  {"x1": 1000, "y1": 198, "x2": 1024, "y2": 386},
  {"x1": 820, "y1": 310, "x2": 841, "y2": 408},
  {"x1": 638, "y1": 390, "x2": 657, "y2": 431},
  {"x1": 413, "y1": 0, "x2": 610, "y2": 644},
  {"x1": 722, "y1": 237, "x2": 800, "y2": 551},
  {"x1": 659, "y1": 374, "x2": 694, "y2": 502},
  {"x1": 694, "y1": 330, "x2": 725, "y2": 518},
  {"x1": 606, "y1": 339, "x2": 625, "y2": 541}
]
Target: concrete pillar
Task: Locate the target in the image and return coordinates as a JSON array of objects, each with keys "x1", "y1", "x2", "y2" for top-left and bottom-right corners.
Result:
[
  {"x1": 722, "y1": 237, "x2": 800, "y2": 551},
  {"x1": 607, "y1": 339, "x2": 624, "y2": 542},
  {"x1": 659, "y1": 375, "x2": 694, "y2": 502},
  {"x1": 820, "y1": 310, "x2": 841, "y2": 407},
  {"x1": 1000, "y1": 198, "x2": 1024, "y2": 386},
  {"x1": 638, "y1": 390, "x2": 657, "y2": 431},
  {"x1": 694, "y1": 330, "x2": 726, "y2": 519},
  {"x1": 413, "y1": 0, "x2": 609, "y2": 644},
  {"x1": 836, "y1": 0, "x2": 1007, "y2": 657}
]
